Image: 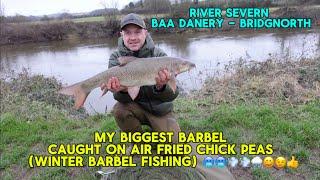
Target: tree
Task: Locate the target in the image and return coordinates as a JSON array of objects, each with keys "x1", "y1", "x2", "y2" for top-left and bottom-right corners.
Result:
[
  {"x1": 100, "y1": 0, "x2": 119, "y2": 20},
  {"x1": 144, "y1": 0, "x2": 171, "y2": 14},
  {"x1": 58, "y1": 13, "x2": 73, "y2": 20},
  {"x1": 0, "y1": 0, "x2": 4, "y2": 38},
  {"x1": 41, "y1": 15, "x2": 50, "y2": 21},
  {"x1": 0, "y1": 0, "x2": 3, "y2": 15},
  {"x1": 129, "y1": 2, "x2": 134, "y2": 8},
  {"x1": 0, "y1": 0, "x2": 5, "y2": 22},
  {"x1": 12, "y1": 14, "x2": 28, "y2": 23}
]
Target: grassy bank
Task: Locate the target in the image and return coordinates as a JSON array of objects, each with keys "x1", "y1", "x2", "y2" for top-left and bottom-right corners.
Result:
[
  {"x1": 0, "y1": 57, "x2": 319, "y2": 179},
  {"x1": 174, "y1": 57, "x2": 320, "y2": 179}
]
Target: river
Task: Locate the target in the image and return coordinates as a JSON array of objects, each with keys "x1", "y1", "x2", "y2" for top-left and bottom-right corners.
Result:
[{"x1": 1, "y1": 31, "x2": 319, "y2": 114}]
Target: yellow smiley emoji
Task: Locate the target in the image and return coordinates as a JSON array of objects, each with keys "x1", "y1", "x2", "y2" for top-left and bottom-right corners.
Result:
[
  {"x1": 275, "y1": 157, "x2": 286, "y2": 169},
  {"x1": 263, "y1": 157, "x2": 274, "y2": 168}
]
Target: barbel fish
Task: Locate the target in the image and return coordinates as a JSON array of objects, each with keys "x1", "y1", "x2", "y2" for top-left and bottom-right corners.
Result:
[{"x1": 58, "y1": 56, "x2": 195, "y2": 109}]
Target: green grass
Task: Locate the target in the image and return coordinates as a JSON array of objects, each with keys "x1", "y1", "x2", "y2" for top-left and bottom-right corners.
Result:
[
  {"x1": 175, "y1": 98, "x2": 320, "y2": 179},
  {"x1": 0, "y1": 113, "x2": 118, "y2": 179},
  {"x1": 72, "y1": 16, "x2": 107, "y2": 23},
  {"x1": 1, "y1": 99, "x2": 319, "y2": 179}
]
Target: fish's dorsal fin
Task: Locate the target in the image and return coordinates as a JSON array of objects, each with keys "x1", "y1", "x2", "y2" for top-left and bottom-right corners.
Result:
[{"x1": 118, "y1": 56, "x2": 137, "y2": 66}]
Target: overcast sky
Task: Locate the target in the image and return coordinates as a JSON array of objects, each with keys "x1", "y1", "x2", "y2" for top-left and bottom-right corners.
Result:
[{"x1": 2, "y1": 0, "x2": 134, "y2": 16}]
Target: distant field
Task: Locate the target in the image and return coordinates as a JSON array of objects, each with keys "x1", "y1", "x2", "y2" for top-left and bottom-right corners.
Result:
[
  {"x1": 72, "y1": 16, "x2": 108, "y2": 23},
  {"x1": 6, "y1": 14, "x2": 168, "y2": 25},
  {"x1": 71, "y1": 14, "x2": 168, "y2": 23}
]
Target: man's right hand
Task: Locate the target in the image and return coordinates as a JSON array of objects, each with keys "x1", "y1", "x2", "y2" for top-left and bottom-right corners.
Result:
[{"x1": 100, "y1": 77, "x2": 127, "y2": 93}]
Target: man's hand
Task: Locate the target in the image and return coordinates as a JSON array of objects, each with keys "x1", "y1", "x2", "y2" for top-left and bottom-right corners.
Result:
[
  {"x1": 155, "y1": 68, "x2": 171, "y2": 90},
  {"x1": 100, "y1": 77, "x2": 127, "y2": 93}
]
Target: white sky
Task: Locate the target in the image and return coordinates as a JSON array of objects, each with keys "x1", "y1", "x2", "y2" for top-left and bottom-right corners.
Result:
[{"x1": 2, "y1": 0, "x2": 134, "y2": 16}]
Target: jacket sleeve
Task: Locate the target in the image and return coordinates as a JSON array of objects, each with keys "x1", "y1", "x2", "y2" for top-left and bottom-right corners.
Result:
[
  {"x1": 108, "y1": 53, "x2": 120, "y2": 68},
  {"x1": 152, "y1": 84, "x2": 180, "y2": 102},
  {"x1": 108, "y1": 52, "x2": 133, "y2": 103},
  {"x1": 153, "y1": 47, "x2": 167, "y2": 57},
  {"x1": 151, "y1": 47, "x2": 180, "y2": 102}
]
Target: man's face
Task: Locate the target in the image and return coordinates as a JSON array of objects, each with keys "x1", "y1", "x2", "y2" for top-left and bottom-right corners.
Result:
[{"x1": 121, "y1": 24, "x2": 148, "y2": 51}]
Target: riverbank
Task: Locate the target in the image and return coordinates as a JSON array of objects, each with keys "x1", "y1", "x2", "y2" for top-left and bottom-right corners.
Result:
[
  {"x1": 1, "y1": 6, "x2": 319, "y2": 45},
  {"x1": 0, "y1": 57, "x2": 319, "y2": 179}
]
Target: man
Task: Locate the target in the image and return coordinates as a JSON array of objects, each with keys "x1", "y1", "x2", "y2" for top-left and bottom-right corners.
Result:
[
  {"x1": 100, "y1": 13, "x2": 181, "y2": 139},
  {"x1": 100, "y1": 13, "x2": 234, "y2": 180}
]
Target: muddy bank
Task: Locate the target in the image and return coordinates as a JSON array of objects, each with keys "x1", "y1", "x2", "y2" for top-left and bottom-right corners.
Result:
[{"x1": 0, "y1": 20, "x2": 120, "y2": 45}]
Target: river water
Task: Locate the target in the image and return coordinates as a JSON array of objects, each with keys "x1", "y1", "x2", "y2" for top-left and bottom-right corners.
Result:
[{"x1": 1, "y1": 31, "x2": 319, "y2": 114}]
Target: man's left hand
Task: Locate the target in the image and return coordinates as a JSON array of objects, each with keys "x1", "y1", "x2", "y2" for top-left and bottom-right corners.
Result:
[{"x1": 155, "y1": 68, "x2": 171, "y2": 90}]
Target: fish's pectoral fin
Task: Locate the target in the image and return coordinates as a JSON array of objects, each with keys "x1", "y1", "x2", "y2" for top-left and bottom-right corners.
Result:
[
  {"x1": 167, "y1": 74, "x2": 177, "y2": 92},
  {"x1": 118, "y1": 56, "x2": 137, "y2": 66},
  {"x1": 101, "y1": 88, "x2": 108, "y2": 97},
  {"x1": 128, "y1": 86, "x2": 140, "y2": 100}
]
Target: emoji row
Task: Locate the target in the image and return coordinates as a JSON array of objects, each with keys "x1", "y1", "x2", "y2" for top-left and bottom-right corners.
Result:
[{"x1": 202, "y1": 156, "x2": 298, "y2": 169}]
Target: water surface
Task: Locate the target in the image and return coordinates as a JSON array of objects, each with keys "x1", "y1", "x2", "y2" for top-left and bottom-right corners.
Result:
[{"x1": 1, "y1": 31, "x2": 319, "y2": 114}]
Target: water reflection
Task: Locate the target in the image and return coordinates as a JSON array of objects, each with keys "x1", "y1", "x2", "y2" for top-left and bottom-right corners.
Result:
[
  {"x1": 152, "y1": 33, "x2": 191, "y2": 57},
  {"x1": 1, "y1": 31, "x2": 319, "y2": 114}
]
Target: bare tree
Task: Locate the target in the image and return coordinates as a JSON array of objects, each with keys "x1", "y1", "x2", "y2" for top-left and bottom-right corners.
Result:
[
  {"x1": 100, "y1": 0, "x2": 119, "y2": 21},
  {"x1": 144, "y1": 0, "x2": 171, "y2": 15},
  {"x1": 129, "y1": 2, "x2": 135, "y2": 9},
  {"x1": 0, "y1": 0, "x2": 3, "y2": 14},
  {"x1": 0, "y1": 0, "x2": 3, "y2": 41},
  {"x1": 0, "y1": 0, "x2": 4, "y2": 21}
]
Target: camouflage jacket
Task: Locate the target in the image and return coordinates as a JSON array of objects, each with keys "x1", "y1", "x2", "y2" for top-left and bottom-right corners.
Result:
[{"x1": 108, "y1": 34, "x2": 179, "y2": 116}]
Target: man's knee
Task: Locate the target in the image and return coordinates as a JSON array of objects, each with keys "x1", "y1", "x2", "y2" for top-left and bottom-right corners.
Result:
[
  {"x1": 113, "y1": 102, "x2": 130, "y2": 121},
  {"x1": 160, "y1": 113, "x2": 180, "y2": 131},
  {"x1": 113, "y1": 102, "x2": 142, "y2": 132}
]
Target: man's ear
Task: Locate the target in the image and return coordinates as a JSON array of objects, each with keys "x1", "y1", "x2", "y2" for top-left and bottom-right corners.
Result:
[
  {"x1": 120, "y1": 31, "x2": 124, "y2": 36},
  {"x1": 143, "y1": 29, "x2": 148, "y2": 35}
]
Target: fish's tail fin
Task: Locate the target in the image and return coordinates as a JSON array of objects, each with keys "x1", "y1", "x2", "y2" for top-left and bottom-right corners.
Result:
[{"x1": 58, "y1": 83, "x2": 90, "y2": 110}]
